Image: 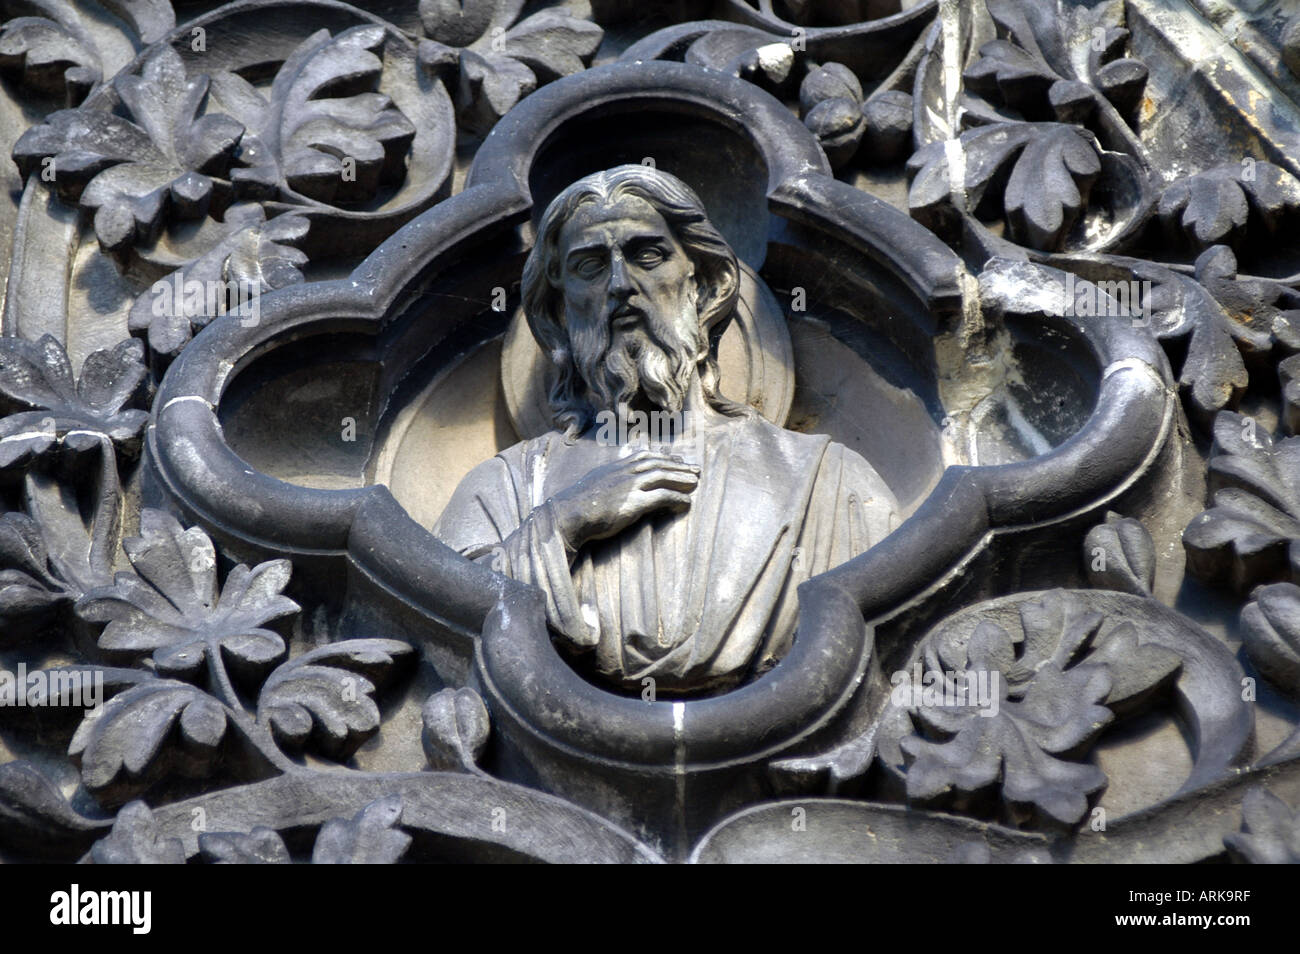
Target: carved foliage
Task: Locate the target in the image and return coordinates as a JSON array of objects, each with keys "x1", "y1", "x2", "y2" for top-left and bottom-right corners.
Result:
[
  {"x1": 908, "y1": 122, "x2": 1102, "y2": 251},
  {"x1": 13, "y1": 25, "x2": 426, "y2": 273},
  {"x1": 1160, "y1": 163, "x2": 1300, "y2": 254},
  {"x1": 422, "y1": 687, "x2": 490, "y2": 772},
  {"x1": 896, "y1": 591, "x2": 1180, "y2": 825},
  {"x1": 419, "y1": 3, "x2": 601, "y2": 135},
  {"x1": 95, "y1": 794, "x2": 413, "y2": 864},
  {"x1": 967, "y1": 0, "x2": 1149, "y2": 124},
  {"x1": 1084, "y1": 512, "x2": 1155, "y2": 596},
  {"x1": 1184, "y1": 412, "x2": 1300, "y2": 593},
  {"x1": 76, "y1": 509, "x2": 297, "y2": 680},
  {"x1": 259, "y1": 641, "x2": 415, "y2": 761},
  {"x1": 0, "y1": 17, "x2": 99, "y2": 104},
  {"x1": 14, "y1": 47, "x2": 244, "y2": 259},
  {"x1": 0, "y1": 335, "x2": 148, "y2": 474},
  {"x1": 211, "y1": 27, "x2": 415, "y2": 205},
  {"x1": 1224, "y1": 787, "x2": 1300, "y2": 863},
  {"x1": 66, "y1": 509, "x2": 414, "y2": 805}
]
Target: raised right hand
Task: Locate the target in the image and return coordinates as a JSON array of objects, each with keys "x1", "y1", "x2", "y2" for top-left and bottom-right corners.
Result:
[{"x1": 548, "y1": 449, "x2": 700, "y2": 552}]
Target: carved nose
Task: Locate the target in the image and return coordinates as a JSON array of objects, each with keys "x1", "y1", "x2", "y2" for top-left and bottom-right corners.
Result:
[{"x1": 608, "y1": 255, "x2": 633, "y2": 296}]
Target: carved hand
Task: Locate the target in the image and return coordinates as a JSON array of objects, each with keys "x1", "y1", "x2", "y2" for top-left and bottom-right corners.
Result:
[{"x1": 548, "y1": 449, "x2": 699, "y2": 552}]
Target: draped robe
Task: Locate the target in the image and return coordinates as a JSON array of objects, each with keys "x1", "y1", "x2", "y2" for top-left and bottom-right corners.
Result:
[{"x1": 433, "y1": 412, "x2": 899, "y2": 692}]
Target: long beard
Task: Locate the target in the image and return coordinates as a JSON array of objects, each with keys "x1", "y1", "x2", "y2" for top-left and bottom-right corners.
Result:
[{"x1": 572, "y1": 302, "x2": 705, "y2": 414}]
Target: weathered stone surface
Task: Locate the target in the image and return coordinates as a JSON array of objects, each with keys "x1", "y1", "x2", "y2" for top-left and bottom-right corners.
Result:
[{"x1": 0, "y1": 0, "x2": 1297, "y2": 867}]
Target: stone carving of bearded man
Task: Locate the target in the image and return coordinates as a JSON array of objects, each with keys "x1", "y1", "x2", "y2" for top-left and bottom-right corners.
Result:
[{"x1": 433, "y1": 165, "x2": 898, "y2": 693}]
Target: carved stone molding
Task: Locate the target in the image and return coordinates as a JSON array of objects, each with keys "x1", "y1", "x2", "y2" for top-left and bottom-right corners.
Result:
[{"x1": 1, "y1": 0, "x2": 1299, "y2": 866}]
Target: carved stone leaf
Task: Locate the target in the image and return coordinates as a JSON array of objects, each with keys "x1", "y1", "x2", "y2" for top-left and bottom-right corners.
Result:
[
  {"x1": 224, "y1": 213, "x2": 310, "y2": 292},
  {"x1": 969, "y1": 0, "x2": 1147, "y2": 120},
  {"x1": 1224, "y1": 787, "x2": 1300, "y2": 864},
  {"x1": 311, "y1": 794, "x2": 410, "y2": 864},
  {"x1": 908, "y1": 122, "x2": 1101, "y2": 251},
  {"x1": 1005, "y1": 592, "x2": 1103, "y2": 680},
  {"x1": 1211, "y1": 411, "x2": 1300, "y2": 507},
  {"x1": 91, "y1": 800, "x2": 186, "y2": 864},
  {"x1": 0, "y1": 666, "x2": 148, "y2": 727},
  {"x1": 923, "y1": 590, "x2": 1095, "y2": 685},
  {"x1": 1163, "y1": 174, "x2": 1247, "y2": 247},
  {"x1": 419, "y1": 0, "x2": 525, "y2": 47},
  {"x1": 1282, "y1": 355, "x2": 1300, "y2": 436},
  {"x1": 83, "y1": 510, "x2": 219, "y2": 625},
  {"x1": 963, "y1": 39, "x2": 1060, "y2": 115},
  {"x1": 1177, "y1": 302, "x2": 1250, "y2": 424},
  {"x1": 69, "y1": 680, "x2": 229, "y2": 803},
  {"x1": 1184, "y1": 412, "x2": 1300, "y2": 592},
  {"x1": 1193, "y1": 245, "x2": 1299, "y2": 362},
  {"x1": 258, "y1": 639, "x2": 415, "y2": 760},
  {"x1": 0, "y1": 332, "x2": 77, "y2": 411},
  {"x1": 234, "y1": 26, "x2": 416, "y2": 205},
  {"x1": 0, "y1": 16, "x2": 100, "y2": 103},
  {"x1": 0, "y1": 566, "x2": 67, "y2": 636},
  {"x1": 77, "y1": 338, "x2": 150, "y2": 418},
  {"x1": 114, "y1": 49, "x2": 243, "y2": 177},
  {"x1": 902, "y1": 621, "x2": 1112, "y2": 825},
  {"x1": 14, "y1": 35, "x2": 245, "y2": 262},
  {"x1": 1084, "y1": 622, "x2": 1181, "y2": 710},
  {"x1": 1127, "y1": 262, "x2": 1249, "y2": 426},
  {"x1": 1011, "y1": 591, "x2": 1179, "y2": 708},
  {"x1": 983, "y1": 0, "x2": 1098, "y2": 75},
  {"x1": 1159, "y1": 163, "x2": 1300, "y2": 251},
  {"x1": 0, "y1": 511, "x2": 60, "y2": 590},
  {"x1": 499, "y1": 10, "x2": 602, "y2": 83},
  {"x1": 1003, "y1": 126, "x2": 1103, "y2": 250},
  {"x1": 75, "y1": 509, "x2": 296, "y2": 680},
  {"x1": 1185, "y1": 489, "x2": 1300, "y2": 592},
  {"x1": 1085, "y1": 512, "x2": 1155, "y2": 595},
  {"x1": 22, "y1": 468, "x2": 120, "y2": 601},
  {"x1": 0, "y1": 335, "x2": 148, "y2": 474},
  {"x1": 22, "y1": 46, "x2": 244, "y2": 257},
  {"x1": 199, "y1": 827, "x2": 290, "y2": 863},
  {"x1": 1240, "y1": 583, "x2": 1300, "y2": 694},
  {"x1": 0, "y1": 760, "x2": 102, "y2": 850},
  {"x1": 422, "y1": 686, "x2": 489, "y2": 770},
  {"x1": 127, "y1": 208, "x2": 308, "y2": 361},
  {"x1": 14, "y1": 108, "x2": 155, "y2": 197},
  {"x1": 898, "y1": 592, "x2": 1162, "y2": 825},
  {"x1": 418, "y1": 0, "x2": 599, "y2": 135},
  {"x1": 456, "y1": 48, "x2": 536, "y2": 135}
]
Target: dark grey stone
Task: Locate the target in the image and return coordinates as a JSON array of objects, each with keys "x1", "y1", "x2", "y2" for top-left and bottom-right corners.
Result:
[{"x1": 0, "y1": 0, "x2": 1297, "y2": 865}]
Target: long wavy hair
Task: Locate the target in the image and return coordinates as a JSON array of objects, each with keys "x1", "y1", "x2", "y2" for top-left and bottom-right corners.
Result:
[{"x1": 520, "y1": 165, "x2": 747, "y2": 438}]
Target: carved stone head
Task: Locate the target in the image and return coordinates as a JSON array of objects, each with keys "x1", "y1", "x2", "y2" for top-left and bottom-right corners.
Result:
[{"x1": 521, "y1": 165, "x2": 742, "y2": 435}]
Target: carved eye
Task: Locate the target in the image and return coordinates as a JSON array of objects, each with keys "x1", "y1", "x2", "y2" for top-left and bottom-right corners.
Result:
[
  {"x1": 571, "y1": 256, "x2": 604, "y2": 279},
  {"x1": 633, "y1": 246, "x2": 666, "y2": 267}
]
